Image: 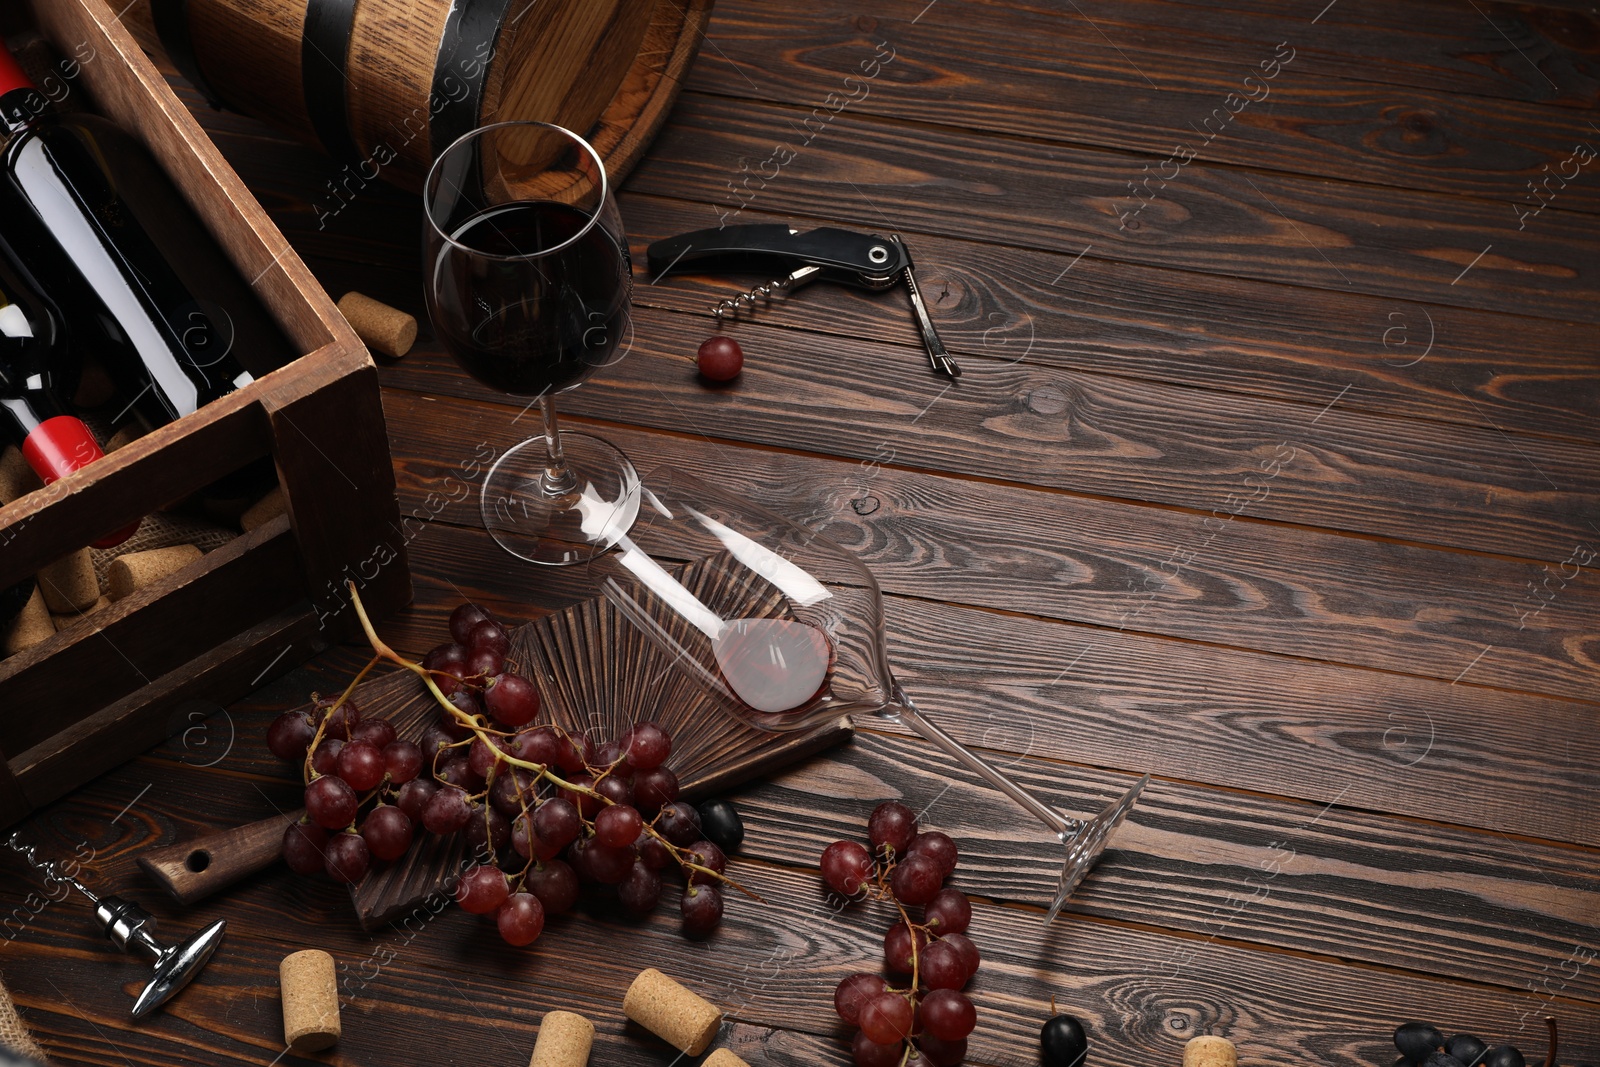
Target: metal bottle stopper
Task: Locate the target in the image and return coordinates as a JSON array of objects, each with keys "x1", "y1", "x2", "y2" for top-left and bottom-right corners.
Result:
[{"x1": 6, "y1": 833, "x2": 225, "y2": 1019}]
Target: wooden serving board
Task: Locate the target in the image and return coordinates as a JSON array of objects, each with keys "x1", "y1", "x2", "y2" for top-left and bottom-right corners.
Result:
[{"x1": 141, "y1": 585, "x2": 855, "y2": 929}]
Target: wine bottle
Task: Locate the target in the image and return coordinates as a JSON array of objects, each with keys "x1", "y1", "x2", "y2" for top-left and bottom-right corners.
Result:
[
  {"x1": 0, "y1": 36, "x2": 293, "y2": 462},
  {"x1": 0, "y1": 247, "x2": 134, "y2": 546}
]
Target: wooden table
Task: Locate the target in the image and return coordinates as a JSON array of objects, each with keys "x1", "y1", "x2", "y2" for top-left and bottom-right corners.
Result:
[{"x1": 9, "y1": 2, "x2": 1600, "y2": 1065}]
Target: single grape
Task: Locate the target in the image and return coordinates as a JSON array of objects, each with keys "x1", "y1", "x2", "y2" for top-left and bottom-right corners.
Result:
[
  {"x1": 421, "y1": 642, "x2": 470, "y2": 695},
  {"x1": 511, "y1": 725, "x2": 565, "y2": 768},
  {"x1": 496, "y1": 891, "x2": 545, "y2": 946},
  {"x1": 633, "y1": 767, "x2": 680, "y2": 813},
  {"x1": 310, "y1": 737, "x2": 344, "y2": 777},
  {"x1": 554, "y1": 732, "x2": 594, "y2": 773},
  {"x1": 467, "y1": 736, "x2": 504, "y2": 780},
  {"x1": 395, "y1": 778, "x2": 438, "y2": 823},
  {"x1": 638, "y1": 835, "x2": 674, "y2": 871},
  {"x1": 324, "y1": 831, "x2": 370, "y2": 884},
  {"x1": 337, "y1": 740, "x2": 386, "y2": 792},
  {"x1": 890, "y1": 852, "x2": 944, "y2": 906},
  {"x1": 884, "y1": 921, "x2": 930, "y2": 975},
  {"x1": 490, "y1": 767, "x2": 535, "y2": 816},
  {"x1": 266, "y1": 711, "x2": 314, "y2": 761},
  {"x1": 349, "y1": 718, "x2": 397, "y2": 750},
  {"x1": 438, "y1": 757, "x2": 484, "y2": 793},
  {"x1": 567, "y1": 836, "x2": 599, "y2": 883},
  {"x1": 625, "y1": 721, "x2": 672, "y2": 770},
  {"x1": 820, "y1": 840, "x2": 875, "y2": 896},
  {"x1": 526, "y1": 860, "x2": 580, "y2": 914},
  {"x1": 466, "y1": 646, "x2": 505, "y2": 680},
  {"x1": 851, "y1": 1030, "x2": 904, "y2": 1067},
  {"x1": 595, "y1": 805, "x2": 644, "y2": 849},
  {"x1": 595, "y1": 739, "x2": 632, "y2": 777},
  {"x1": 587, "y1": 842, "x2": 635, "y2": 884},
  {"x1": 908, "y1": 830, "x2": 959, "y2": 876},
  {"x1": 683, "y1": 839, "x2": 727, "y2": 885},
  {"x1": 868, "y1": 801, "x2": 918, "y2": 858},
  {"x1": 484, "y1": 673, "x2": 539, "y2": 727},
  {"x1": 317, "y1": 696, "x2": 361, "y2": 737},
  {"x1": 919, "y1": 940, "x2": 968, "y2": 990},
  {"x1": 382, "y1": 740, "x2": 423, "y2": 785},
  {"x1": 918, "y1": 989, "x2": 976, "y2": 1041},
  {"x1": 1396, "y1": 1024, "x2": 1446, "y2": 1062},
  {"x1": 444, "y1": 688, "x2": 482, "y2": 723},
  {"x1": 422, "y1": 785, "x2": 473, "y2": 834},
  {"x1": 281, "y1": 821, "x2": 328, "y2": 876},
  {"x1": 1480, "y1": 1047, "x2": 1524, "y2": 1067},
  {"x1": 534, "y1": 798, "x2": 582, "y2": 851},
  {"x1": 656, "y1": 801, "x2": 702, "y2": 846},
  {"x1": 468, "y1": 619, "x2": 511, "y2": 656},
  {"x1": 923, "y1": 887, "x2": 971, "y2": 934},
  {"x1": 617, "y1": 861, "x2": 663, "y2": 915},
  {"x1": 595, "y1": 774, "x2": 634, "y2": 808},
  {"x1": 305, "y1": 775, "x2": 358, "y2": 830},
  {"x1": 463, "y1": 803, "x2": 511, "y2": 857},
  {"x1": 680, "y1": 883, "x2": 724, "y2": 938},
  {"x1": 1445, "y1": 1036, "x2": 1488, "y2": 1066},
  {"x1": 859, "y1": 992, "x2": 915, "y2": 1044},
  {"x1": 940, "y1": 932, "x2": 980, "y2": 979},
  {"x1": 834, "y1": 973, "x2": 890, "y2": 1026},
  {"x1": 696, "y1": 335, "x2": 744, "y2": 381},
  {"x1": 696, "y1": 799, "x2": 744, "y2": 854},
  {"x1": 420, "y1": 722, "x2": 461, "y2": 768},
  {"x1": 1041, "y1": 1013, "x2": 1089, "y2": 1067},
  {"x1": 903, "y1": 1052, "x2": 934, "y2": 1067},
  {"x1": 455, "y1": 864, "x2": 510, "y2": 914},
  {"x1": 917, "y1": 1035, "x2": 968, "y2": 1067},
  {"x1": 361, "y1": 805, "x2": 414, "y2": 862},
  {"x1": 449, "y1": 602, "x2": 497, "y2": 645},
  {"x1": 511, "y1": 813, "x2": 537, "y2": 859},
  {"x1": 562, "y1": 773, "x2": 602, "y2": 819}
]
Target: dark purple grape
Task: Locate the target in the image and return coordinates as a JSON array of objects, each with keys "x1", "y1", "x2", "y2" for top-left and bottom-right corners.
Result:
[
  {"x1": 421, "y1": 642, "x2": 470, "y2": 695},
  {"x1": 420, "y1": 722, "x2": 461, "y2": 768},
  {"x1": 533, "y1": 798, "x2": 582, "y2": 851},
  {"x1": 463, "y1": 804, "x2": 510, "y2": 857},
  {"x1": 594, "y1": 739, "x2": 632, "y2": 776},
  {"x1": 617, "y1": 861, "x2": 662, "y2": 915},
  {"x1": 266, "y1": 711, "x2": 314, "y2": 761},
  {"x1": 941, "y1": 932, "x2": 980, "y2": 979},
  {"x1": 455, "y1": 864, "x2": 509, "y2": 914},
  {"x1": 594, "y1": 774, "x2": 634, "y2": 808},
  {"x1": 919, "y1": 940, "x2": 967, "y2": 990},
  {"x1": 696, "y1": 799, "x2": 743, "y2": 854},
  {"x1": 633, "y1": 767, "x2": 680, "y2": 813},
  {"x1": 317, "y1": 696, "x2": 361, "y2": 737},
  {"x1": 918, "y1": 989, "x2": 975, "y2": 1041},
  {"x1": 484, "y1": 673, "x2": 539, "y2": 727},
  {"x1": 496, "y1": 891, "x2": 544, "y2": 946},
  {"x1": 349, "y1": 718, "x2": 397, "y2": 750},
  {"x1": 890, "y1": 852, "x2": 944, "y2": 906},
  {"x1": 656, "y1": 801, "x2": 701, "y2": 846},
  {"x1": 834, "y1": 973, "x2": 890, "y2": 1026},
  {"x1": 490, "y1": 767, "x2": 536, "y2": 816},
  {"x1": 382, "y1": 740, "x2": 423, "y2": 785},
  {"x1": 554, "y1": 731, "x2": 593, "y2": 773},
  {"x1": 868, "y1": 800, "x2": 917, "y2": 857},
  {"x1": 883, "y1": 921, "x2": 930, "y2": 975},
  {"x1": 683, "y1": 839, "x2": 726, "y2": 885},
  {"x1": 324, "y1": 831, "x2": 370, "y2": 884},
  {"x1": 360, "y1": 805, "x2": 414, "y2": 862},
  {"x1": 444, "y1": 688, "x2": 482, "y2": 723},
  {"x1": 561, "y1": 773, "x2": 601, "y2": 819},
  {"x1": 337, "y1": 740, "x2": 386, "y2": 792},
  {"x1": 282, "y1": 821, "x2": 328, "y2": 875},
  {"x1": 625, "y1": 722, "x2": 672, "y2": 771},
  {"x1": 467, "y1": 736, "x2": 504, "y2": 780},
  {"x1": 679, "y1": 883, "x2": 723, "y2": 937},
  {"x1": 860, "y1": 992, "x2": 915, "y2": 1044},
  {"x1": 852, "y1": 1030, "x2": 904, "y2": 1067},
  {"x1": 595, "y1": 805, "x2": 643, "y2": 849},
  {"x1": 820, "y1": 840, "x2": 874, "y2": 896},
  {"x1": 449, "y1": 602, "x2": 496, "y2": 645},
  {"x1": 468, "y1": 619, "x2": 510, "y2": 657},
  {"x1": 917, "y1": 1034, "x2": 967, "y2": 1067},
  {"x1": 466, "y1": 646, "x2": 504, "y2": 680},
  {"x1": 907, "y1": 830, "x2": 958, "y2": 875},
  {"x1": 438, "y1": 757, "x2": 484, "y2": 793},
  {"x1": 310, "y1": 737, "x2": 344, "y2": 777},
  {"x1": 526, "y1": 860, "x2": 579, "y2": 914},
  {"x1": 511, "y1": 725, "x2": 564, "y2": 767},
  {"x1": 422, "y1": 785, "x2": 472, "y2": 834},
  {"x1": 1395, "y1": 1024, "x2": 1446, "y2": 1062},
  {"x1": 395, "y1": 778, "x2": 437, "y2": 823},
  {"x1": 305, "y1": 775, "x2": 357, "y2": 830},
  {"x1": 587, "y1": 842, "x2": 635, "y2": 884},
  {"x1": 923, "y1": 887, "x2": 971, "y2": 934},
  {"x1": 638, "y1": 835, "x2": 673, "y2": 871}
]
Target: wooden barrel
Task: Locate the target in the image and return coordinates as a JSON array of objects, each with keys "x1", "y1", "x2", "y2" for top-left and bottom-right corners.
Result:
[{"x1": 119, "y1": 0, "x2": 711, "y2": 191}]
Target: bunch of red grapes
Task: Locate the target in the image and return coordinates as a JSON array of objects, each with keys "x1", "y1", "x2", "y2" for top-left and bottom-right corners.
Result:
[
  {"x1": 266, "y1": 602, "x2": 734, "y2": 946},
  {"x1": 821, "y1": 801, "x2": 981, "y2": 1067}
]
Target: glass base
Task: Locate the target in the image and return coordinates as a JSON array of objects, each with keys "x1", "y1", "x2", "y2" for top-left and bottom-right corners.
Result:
[{"x1": 481, "y1": 433, "x2": 640, "y2": 565}]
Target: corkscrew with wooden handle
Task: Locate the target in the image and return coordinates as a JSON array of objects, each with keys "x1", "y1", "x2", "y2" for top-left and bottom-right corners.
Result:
[{"x1": 646, "y1": 225, "x2": 960, "y2": 378}]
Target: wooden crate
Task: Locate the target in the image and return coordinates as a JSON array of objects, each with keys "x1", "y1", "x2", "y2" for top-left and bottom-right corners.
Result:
[{"x1": 0, "y1": 0, "x2": 412, "y2": 827}]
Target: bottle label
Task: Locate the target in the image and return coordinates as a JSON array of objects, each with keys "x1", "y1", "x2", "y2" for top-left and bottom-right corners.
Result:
[{"x1": 20, "y1": 414, "x2": 101, "y2": 484}]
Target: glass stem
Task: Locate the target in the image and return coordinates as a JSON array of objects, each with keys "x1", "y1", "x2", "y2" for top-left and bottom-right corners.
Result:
[
  {"x1": 890, "y1": 681, "x2": 1078, "y2": 839},
  {"x1": 538, "y1": 396, "x2": 578, "y2": 496}
]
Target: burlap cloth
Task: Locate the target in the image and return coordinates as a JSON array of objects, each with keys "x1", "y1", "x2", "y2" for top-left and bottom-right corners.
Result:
[{"x1": 0, "y1": 978, "x2": 47, "y2": 1064}]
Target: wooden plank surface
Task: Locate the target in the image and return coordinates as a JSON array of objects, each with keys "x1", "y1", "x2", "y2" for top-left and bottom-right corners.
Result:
[{"x1": 8, "y1": 2, "x2": 1599, "y2": 1067}]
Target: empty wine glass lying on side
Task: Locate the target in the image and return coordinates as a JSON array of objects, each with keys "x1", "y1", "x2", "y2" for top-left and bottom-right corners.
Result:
[{"x1": 583, "y1": 467, "x2": 1148, "y2": 920}]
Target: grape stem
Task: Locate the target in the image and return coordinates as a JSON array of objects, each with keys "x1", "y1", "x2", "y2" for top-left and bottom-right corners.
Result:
[{"x1": 344, "y1": 582, "x2": 762, "y2": 902}]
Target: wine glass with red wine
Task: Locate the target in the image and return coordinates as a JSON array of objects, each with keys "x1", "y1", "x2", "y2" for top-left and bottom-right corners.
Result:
[{"x1": 423, "y1": 122, "x2": 638, "y2": 565}]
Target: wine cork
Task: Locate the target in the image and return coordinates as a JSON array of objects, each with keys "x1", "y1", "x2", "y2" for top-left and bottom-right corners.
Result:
[
  {"x1": 241, "y1": 485, "x2": 288, "y2": 532},
  {"x1": 528, "y1": 1010, "x2": 594, "y2": 1067},
  {"x1": 338, "y1": 292, "x2": 416, "y2": 358},
  {"x1": 105, "y1": 423, "x2": 146, "y2": 454},
  {"x1": 703, "y1": 1051, "x2": 752, "y2": 1067},
  {"x1": 1184, "y1": 1036, "x2": 1237, "y2": 1067},
  {"x1": 106, "y1": 544, "x2": 202, "y2": 600},
  {"x1": 3, "y1": 587, "x2": 53, "y2": 655},
  {"x1": 52, "y1": 596, "x2": 109, "y2": 631},
  {"x1": 279, "y1": 949, "x2": 339, "y2": 1052},
  {"x1": 39, "y1": 548, "x2": 100, "y2": 613},
  {"x1": 0, "y1": 446, "x2": 41, "y2": 504},
  {"x1": 623, "y1": 968, "x2": 721, "y2": 1055}
]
